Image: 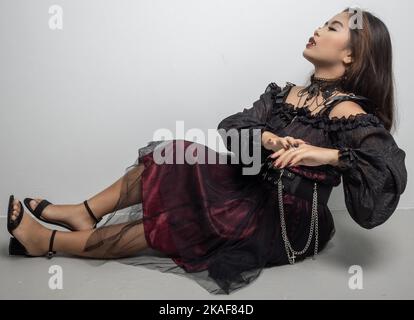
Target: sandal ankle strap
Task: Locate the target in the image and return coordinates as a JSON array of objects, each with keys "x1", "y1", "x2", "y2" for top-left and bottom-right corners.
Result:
[
  {"x1": 83, "y1": 200, "x2": 102, "y2": 225},
  {"x1": 47, "y1": 230, "x2": 57, "y2": 259}
]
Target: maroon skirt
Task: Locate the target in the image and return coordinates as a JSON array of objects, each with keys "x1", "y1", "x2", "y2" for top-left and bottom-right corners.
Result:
[{"x1": 124, "y1": 139, "x2": 337, "y2": 294}]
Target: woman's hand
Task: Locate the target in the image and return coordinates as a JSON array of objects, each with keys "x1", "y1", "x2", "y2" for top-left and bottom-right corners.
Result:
[
  {"x1": 270, "y1": 143, "x2": 340, "y2": 168},
  {"x1": 262, "y1": 132, "x2": 307, "y2": 152}
]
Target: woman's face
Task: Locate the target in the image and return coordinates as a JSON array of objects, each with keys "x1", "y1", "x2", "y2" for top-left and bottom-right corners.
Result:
[{"x1": 303, "y1": 12, "x2": 353, "y2": 68}]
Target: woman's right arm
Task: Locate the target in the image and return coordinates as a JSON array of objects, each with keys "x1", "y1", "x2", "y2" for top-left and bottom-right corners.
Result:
[
  {"x1": 217, "y1": 82, "x2": 306, "y2": 169},
  {"x1": 217, "y1": 83, "x2": 281, "y2": 166}
]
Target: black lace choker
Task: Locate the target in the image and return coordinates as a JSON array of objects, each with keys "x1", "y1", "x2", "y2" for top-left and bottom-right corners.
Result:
[
  {"x1": 293, "y1": 73, "x2": 347, "y2": 113},
  {"x1": 305, "y1": 74, "x2": 346, "y2": 100}
]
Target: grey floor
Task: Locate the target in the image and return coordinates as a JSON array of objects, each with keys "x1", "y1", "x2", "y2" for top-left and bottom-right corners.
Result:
[{"x1": 1, "y1": 209, "x2": 413, "y2": 300}]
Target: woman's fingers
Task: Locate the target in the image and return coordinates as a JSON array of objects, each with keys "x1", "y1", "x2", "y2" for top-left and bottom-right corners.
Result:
[
  {"x1": 268, "y1": 135, "x2": 308, "y2": 164},
  {"x1": 286, "y1": 136, "x2": 306, "y2": 148},
  {"x1": 270, "y1": 138, "x2": 302, "y2": 158},
  {"x1": 270, "y1": 147, "x2": 292, "y2": 163},
  {"x1": 296, "y1": 139, "x2": 307, "y2": 145},
  {"x1": 270, "y1": 147, "x2": 286, "y2": 159},
  {"x1": 288, "y1": 154, "x2": 302, "y2": 167},
  {"x1": 273, "y1": 148, "x2": 297, "y2": 167},
  {"x1": 273, "y1": 142, "x2": 306, "y2": 167},
  {"x1": 285, "y1": 136, "x2": 297, "y2": 147},
  {"x1": 281, "y1": 139, "x2": 291, "y2": 149}
]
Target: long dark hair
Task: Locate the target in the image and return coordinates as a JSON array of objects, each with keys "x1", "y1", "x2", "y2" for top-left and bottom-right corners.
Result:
[{"x1": 340, "y1": 7, "x2": 397, "y2": 132}]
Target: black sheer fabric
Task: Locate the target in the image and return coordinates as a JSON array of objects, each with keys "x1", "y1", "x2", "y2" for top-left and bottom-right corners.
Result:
[
  {"x1": 329, "y1": 124, "x2": 408, "y2": 229},
  {"x1": 83, "y1": 139, "x2": 284, "y2": 295},
  {"x1": 80, "y1": 82, "x2": 407, "y2": 295},
  {"x1": 216, "y1": 82, "x2": 282, "y2": 170}
]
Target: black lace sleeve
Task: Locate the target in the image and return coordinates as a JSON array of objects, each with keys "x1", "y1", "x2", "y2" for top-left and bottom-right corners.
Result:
[
  {"x1": 217, "y1": 83, "x2": 281, "y2": 171},
  {"x1": 329, "y1": 120, "x2": 408, "y2": 229}
]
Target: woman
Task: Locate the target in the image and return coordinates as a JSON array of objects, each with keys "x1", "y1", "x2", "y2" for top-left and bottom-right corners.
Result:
[{"x1": 7, "y1": 7, "x2": 408, "y2": 295}]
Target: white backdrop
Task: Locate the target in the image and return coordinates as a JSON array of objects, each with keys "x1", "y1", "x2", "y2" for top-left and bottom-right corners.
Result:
[{"x1": 0, "y1": 0, "x2": 412, "y2": 215}]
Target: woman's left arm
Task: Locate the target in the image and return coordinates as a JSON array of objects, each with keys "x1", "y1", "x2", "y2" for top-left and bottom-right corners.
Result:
[{"x1": 329, "y1": 122, "x2": 408, "y2": 229}]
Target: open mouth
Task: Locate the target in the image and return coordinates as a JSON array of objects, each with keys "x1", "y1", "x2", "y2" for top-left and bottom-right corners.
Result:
[{"x1": 307, "y1": 37, "x2": 317, "y2": 46}]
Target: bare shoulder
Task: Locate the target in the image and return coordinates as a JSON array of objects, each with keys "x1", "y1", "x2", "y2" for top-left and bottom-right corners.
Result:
[{"x1": 327, "y1": 96, "x2": 368, "y2": 120}]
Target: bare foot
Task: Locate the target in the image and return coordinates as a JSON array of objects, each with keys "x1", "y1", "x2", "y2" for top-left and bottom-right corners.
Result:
[
  {"x1": 10, "y1": 198, "x2": 53, "y2": 256},
  {"x1": 27, "y1": 198, "x2": 97, "y2": 231}
]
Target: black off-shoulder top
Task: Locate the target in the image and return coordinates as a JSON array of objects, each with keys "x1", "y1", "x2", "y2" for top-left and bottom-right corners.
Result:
[{"x1": 217, "y1": 82, "x2": 408, "y2": 229}]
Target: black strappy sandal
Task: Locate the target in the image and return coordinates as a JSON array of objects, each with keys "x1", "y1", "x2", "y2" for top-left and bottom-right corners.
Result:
[
  {"x1": 23, "y1": 198, "x2": 102, "y2": 231},
  {"x1": 7, "y1": 194, "x2": 58, "y2": 258}
]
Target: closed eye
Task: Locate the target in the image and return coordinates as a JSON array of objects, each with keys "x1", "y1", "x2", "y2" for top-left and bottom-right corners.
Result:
[{"x1": 323, "y1": 21, "x2": 337, "y2": 31}]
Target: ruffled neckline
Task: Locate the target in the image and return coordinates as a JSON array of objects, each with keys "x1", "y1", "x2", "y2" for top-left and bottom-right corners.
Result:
[{"x1": 273, "y1": 100, "x2": 384, "y2": 132}]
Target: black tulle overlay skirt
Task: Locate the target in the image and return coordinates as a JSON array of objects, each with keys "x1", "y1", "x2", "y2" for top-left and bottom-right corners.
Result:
[{"x1": 83, "y1": 139, "x2": 336, "y2": 295}]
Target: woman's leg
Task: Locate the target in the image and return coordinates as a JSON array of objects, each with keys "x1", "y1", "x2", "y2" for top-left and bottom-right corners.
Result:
[
  {"x1": 55, "y1": 221, "x2": 149, "y2": 258},
  {"x1": 26, "y1": 163, "x2": 146, "y2": 231},
  {"x1": 10, "y1": 198, "x2": 149, "y2": 258}
]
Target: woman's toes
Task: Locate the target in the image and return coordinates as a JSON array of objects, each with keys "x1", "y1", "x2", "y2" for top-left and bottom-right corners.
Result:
[
  {"x1": 25, "y1": 197, "x2": 93, "y2": 231},
  {"x1": 11, "y1": 200, "x2": 21, "y2": 220},
  {"x1": 10, "y1": 199, "x2": 50, "y2": 256},
  {"x1": 28, "y1": 198, "x2": 54, "y2": 220},
  {"x1": 29, "y1": 199, "x2": 40, "y2": 211}
]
